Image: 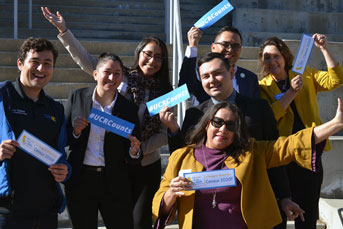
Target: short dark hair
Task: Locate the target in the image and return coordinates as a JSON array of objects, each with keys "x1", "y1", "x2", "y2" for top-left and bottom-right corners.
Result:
[
  {"x1": 96, "y1": 52, "x2": 125, "y2": 73},
  {"x1": 132, "y1": 36, "x2": 171, "y2": 94},
  {"x1": 198, "y1": 52, "x2": 231, "y2": 71},
  {"x1": 18, "y1": 37, "x2": 58, "y2": 66},
  {"x1": 258, "y1": 37, "x2": 294, "y2": 76},
  {"x1": 215, "y1": 26, "x2": 242, "y2": 44},
  {"x1": 187, "y1": 101, "x2": 250, "y2": 164}
]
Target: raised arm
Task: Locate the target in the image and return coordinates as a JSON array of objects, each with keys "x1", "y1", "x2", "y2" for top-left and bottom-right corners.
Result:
[
  {"x1": 41, "y1": 7, "x2": 97, "y2": 75},
  {"x1": 313, "y1": 33, "x2": 338, "y2": 68},
  {"x1": 313, "y1": 98, "x2": 343, "y2": 143}
]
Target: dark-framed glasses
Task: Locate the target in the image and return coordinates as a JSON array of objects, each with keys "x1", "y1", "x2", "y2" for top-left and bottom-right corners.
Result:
[
  {"x1": 142, "y1": 51, "x2": 163, "y2": 63},
  {"x1": 213, "y1": 42, "x2": 241, "y2": 51},
  {"x1": 210, "y1": 117, "x2": 236, "y2": 132}
]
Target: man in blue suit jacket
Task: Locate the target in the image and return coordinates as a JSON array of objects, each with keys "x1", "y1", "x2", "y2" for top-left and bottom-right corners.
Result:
[{"x1": 179, "y1": 26, "x2": 259, "y2": 104}]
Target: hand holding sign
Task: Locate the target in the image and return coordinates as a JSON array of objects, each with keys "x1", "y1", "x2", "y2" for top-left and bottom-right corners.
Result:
[
  {"x1": 169, "y1": 176, "x2": 192, "y2": 197},
  {"x1": 188, "y1": 27, "x2": 203, "y2": 47},
  {"x1": 73, "y1": 116, "x2": 89, "y2": 136},
  {"x1": 0, "y1": 139, "x2": 19, "y2": 161},
  {"x1": 129, "y1": 135, "x2": 141, "y2": 156},
  {"x1": 49, "y1": 163, "x2": 68, "y2": 182},
  {"x1": 290, "y1": 75, "x2": 303, "y2": 92},
  {"x1": 313, "y1": 33, "x2": 328, "y2": 50},
  {"x1": 159, "y1": 106, "x2": 179, "y2": 133}
]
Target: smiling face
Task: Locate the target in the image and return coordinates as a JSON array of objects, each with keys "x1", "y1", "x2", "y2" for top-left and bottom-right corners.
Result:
[
  {"x1": 262, "y1": 45, "x2": 287, "y2": 80},
  {"x1": 17, "y1": 49, "x2": 54, "y2": 96},
  {"x1": 206, "y1": 108, "x2": 236, "y2": 150},
  {"x1": 94, "y1": 60, "x2": 123, "y2": 95},
  {"x1": 199, "y1": 58, "x2": 234, "y2": 101},
  {"x1": 211, "y1": 31, "x2": 242, "y2": 65},
  {"x1": 138, "y1": 41, "x2": 162, "y2": 77}
]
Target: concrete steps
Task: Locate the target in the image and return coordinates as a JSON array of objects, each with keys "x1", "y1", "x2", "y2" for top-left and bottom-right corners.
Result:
[{"x1": 0, "y1": 0, "x2": 166, "y2": 41}]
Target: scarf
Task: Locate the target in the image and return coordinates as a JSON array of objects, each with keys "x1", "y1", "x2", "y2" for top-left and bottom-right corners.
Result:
[{"x1": 127, "y1": 70, "x2": 162, "y2": 141}]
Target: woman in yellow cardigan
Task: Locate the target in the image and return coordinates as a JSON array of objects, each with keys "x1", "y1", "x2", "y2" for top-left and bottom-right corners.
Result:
[
  {"x1": 152, "y1": 100, "x2": 343, "y2": 229},
  {"x1": 258, "y1": 35, "x2": 343, "y2": 228}
]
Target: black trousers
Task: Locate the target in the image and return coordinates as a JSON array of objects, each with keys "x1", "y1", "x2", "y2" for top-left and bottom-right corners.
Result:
[
  {"x1": 286, "y1": 162, "x2": 323, "y2": 229},
  {"x1": 133, "y1": 159, "x2": 161, "y2": 229},
  {"x1": 66, "y1": 168, "x2": 134, "y2": 229},
  {"x1": 0, "y1": 213, "x2": 57, "y2": 229}
]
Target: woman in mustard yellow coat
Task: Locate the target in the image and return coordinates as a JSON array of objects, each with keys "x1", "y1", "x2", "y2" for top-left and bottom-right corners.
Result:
[
  {"x1": 258, "y1": 35, "x2": 343, "y2": 228},
  {"x1": 152, "y1": 100, "x2": 343, "y2": 229}
]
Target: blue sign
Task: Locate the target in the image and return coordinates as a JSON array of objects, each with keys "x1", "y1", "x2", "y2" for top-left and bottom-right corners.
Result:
[
  {"x1": 146, "y1": 84, "x2": 190, "y2": 116},
  {"x1": 274, "y1": 93, "x2": 285, "y2": 101},
  {"x1": 88, "y1": 108, "x2": 135, "y2": 139},
  {"x1": 194, "y1": 0, "x2": 234, "y2": 30}
]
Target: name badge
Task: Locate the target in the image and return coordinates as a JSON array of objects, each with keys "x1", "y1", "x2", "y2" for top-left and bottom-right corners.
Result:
[
  {"x1": 146, "y1": 84, "x2": 190, "y2": 116},
  {"x1": 17, "y1": 130, "x2": 62, "y2": 166},
  {"x1": 292, "y1": 34, "x2": 314, "y2": 75},
  {"x1": 88, "y1": 108, "x2": 135, "y2": 139},
  {"x1": 194, "y1": 0, "x2": 234, "y2": 30},
  {"x1": 184, "y1": 169, "x2": 236, "y2": 190}
]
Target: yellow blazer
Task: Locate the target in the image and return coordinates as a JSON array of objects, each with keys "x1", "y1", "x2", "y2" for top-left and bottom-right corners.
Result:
[
  {"x1": 153, "y1": 128, "x2": 315, "y2": 229},
  {"x1": 259, "y1": 65, "x2": 343, "y2": 151}
]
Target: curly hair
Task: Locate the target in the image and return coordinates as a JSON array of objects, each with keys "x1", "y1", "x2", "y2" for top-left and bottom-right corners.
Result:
[
  {"x1": 258, "y1": 37, "x2": 294, "y2": 76},
  {"x1": 18, "y1": 37, "x2": 58, "y2": 66},
  {"x1": 187, "y1": 102, "x2": 250, "y2": 164}
]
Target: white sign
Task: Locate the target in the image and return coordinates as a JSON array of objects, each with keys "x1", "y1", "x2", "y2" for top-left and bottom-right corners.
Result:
[
  {"x1": 292, "y1": 34, "x2": 314, "y2": 75},
  {"x1": 184, "y1": 169, "x2": 236, "y2": 190},
  {"x1": 17, "y1": 130, "x2": 62, "y2": 166}
]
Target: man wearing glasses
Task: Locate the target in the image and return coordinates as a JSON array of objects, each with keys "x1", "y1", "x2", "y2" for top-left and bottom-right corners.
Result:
[{"x1": 179, "y1": 26, "x2": 260, "y2": 105}]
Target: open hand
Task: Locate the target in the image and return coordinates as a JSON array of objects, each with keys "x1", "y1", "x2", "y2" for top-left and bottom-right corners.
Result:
[{"x1": 41, "y1": 7, "x2": 67, "y2": 34}]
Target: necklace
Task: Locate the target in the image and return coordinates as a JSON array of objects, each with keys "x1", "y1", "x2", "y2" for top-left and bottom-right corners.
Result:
[{"x1": 201, "y1": 147, "x2": 226, "y2": 208}]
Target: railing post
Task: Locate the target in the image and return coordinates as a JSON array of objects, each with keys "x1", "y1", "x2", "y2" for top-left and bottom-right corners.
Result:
[
  {"x1": 29, "y1": 0, "x2": 32, "y2": 29},
  {"x1": 13, "y1": 0, "x2": 18, "y2": 39}
]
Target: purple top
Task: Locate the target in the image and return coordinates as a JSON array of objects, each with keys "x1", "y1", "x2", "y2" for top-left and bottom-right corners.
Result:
[{"x1": 192, "y1": 145, "x2": 247, "y2": 229}]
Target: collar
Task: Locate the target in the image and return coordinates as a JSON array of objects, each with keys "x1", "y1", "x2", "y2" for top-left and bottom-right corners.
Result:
[
  {"x1": 92, "y1": 87, "x2": 118, "y2": 110},
  {"x1": 264, "y1": 69, "x2": 297, "y2": 86},
  {"x1": 211, "y1": 90, "x2": 237, "y2": 104},
  {"x1": 14, "y1": 77, "x2": 48, "y2": 105}
]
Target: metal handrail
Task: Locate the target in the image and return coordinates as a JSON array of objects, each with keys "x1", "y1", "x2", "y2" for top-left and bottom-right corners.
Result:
[
  {"x1": 13, "y1": 0, "x2": 32, "y2": 39},
  {"x1": 165, "y1": 0, "x2": 186, "y2": 126}
]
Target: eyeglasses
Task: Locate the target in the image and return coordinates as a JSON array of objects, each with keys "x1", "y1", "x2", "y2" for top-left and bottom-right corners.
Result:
[
  {"x1": 213, "y1": 42, "x2": 242, "y2": 51},
  {"x1": 142, "y1": 51, "x2": 163, "y2": 63},
  {"x1": 210, "y1": 117, "x2": 236, "y2": 132}
]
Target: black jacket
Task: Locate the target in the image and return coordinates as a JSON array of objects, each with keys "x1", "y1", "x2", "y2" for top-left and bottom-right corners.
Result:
[{"x1": 64, "y1": 86, "x2": 142, "y2": 192}]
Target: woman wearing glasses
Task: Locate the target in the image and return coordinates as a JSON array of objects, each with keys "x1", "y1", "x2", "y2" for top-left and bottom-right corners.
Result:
[
  {"x1": 153, "y1": 100, "x2": 343, "y2": 229},
  {"x1": 258, "y1": 35, "x2": 343, "y2": 228},
  {"x1": 41, "y1": 7, "x2": 173, "y2": 229}
]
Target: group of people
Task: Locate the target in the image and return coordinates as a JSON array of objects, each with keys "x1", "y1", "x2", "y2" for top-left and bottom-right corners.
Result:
[{"x1": 0, "y1": 6, "x2": 341, "y2": 229}]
